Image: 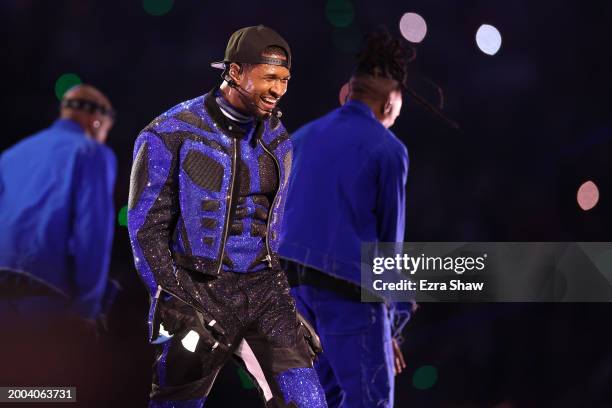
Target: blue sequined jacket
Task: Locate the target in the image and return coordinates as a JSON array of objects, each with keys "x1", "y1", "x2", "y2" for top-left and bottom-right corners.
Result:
[{"x1": 127, "y1": 89, "x2": 292, "y2": 341}]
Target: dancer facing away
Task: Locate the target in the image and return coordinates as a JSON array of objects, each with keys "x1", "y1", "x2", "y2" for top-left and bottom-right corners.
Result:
[{"x1": 280, "y1": 29, "x2": 414, "y2": 408}]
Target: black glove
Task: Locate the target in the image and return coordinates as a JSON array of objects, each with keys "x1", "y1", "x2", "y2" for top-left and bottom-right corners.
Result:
[
  {"x1": 160, "y1": 296, "x2": 228, "y2": 353},
  {"x1": 297, "y1": 312, "x2": 322, "y2": 359}
]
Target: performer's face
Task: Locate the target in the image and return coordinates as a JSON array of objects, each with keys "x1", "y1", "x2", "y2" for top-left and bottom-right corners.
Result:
[
  {"x1": 381, "y1": 89, "x2": 403, "y2": 128},
  {"x1": 231, "y1": 55, "x2": 291, "y2": 118}
]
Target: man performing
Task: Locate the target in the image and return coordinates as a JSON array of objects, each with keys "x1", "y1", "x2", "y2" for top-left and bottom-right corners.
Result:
[
  {"x1": 128, "y1": 25, "x2": 327, "y2": 408},
  {"x1": 0, "y1": 84, "x2": 116, "y2": 324},
  {"x1": 279, "y1": 29, "x2": 413, "y2": 408}
]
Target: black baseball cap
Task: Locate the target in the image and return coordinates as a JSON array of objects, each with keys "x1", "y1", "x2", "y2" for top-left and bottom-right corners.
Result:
[{"x1": 211, "y1": 25, "x2": 291, "y2": 70}]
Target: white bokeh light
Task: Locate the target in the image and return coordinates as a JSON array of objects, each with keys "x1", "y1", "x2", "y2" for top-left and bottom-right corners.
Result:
[
  {"x1": 399, "y1": 12, "x2": 427, "y2": 43},
  {"x1": 577, "y1": 180, "x2": 599, "y2": 211},
  {"x1": 476, "y1": 24, "x2": 502, "y2": 55}
]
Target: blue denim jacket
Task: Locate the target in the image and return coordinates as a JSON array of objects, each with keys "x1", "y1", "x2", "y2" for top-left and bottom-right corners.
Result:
[
  {"x1": 0, "y1": 119, "x2": 116, "y2": 318},
  {"x1": 127, "y1": 90, "x2": 292, "y2": 341},
  {"x1": 279, "y1": 100, "x2": 411, "y2": 335}
]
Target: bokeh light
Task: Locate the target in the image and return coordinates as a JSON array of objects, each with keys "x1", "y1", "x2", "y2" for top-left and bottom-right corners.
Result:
[
  {"x1": 412, "y1": 365, "x2": 438, "y2": 390},
  {"x1": 325, "y1": 0, "x2": 355, "y2": 28},
  {"x1": 577, "y1": 180, "x2": 599, "y2": 211},
  {"x1": 54, "y1": 73, "x2": 81, "y2": 101},
  {"x1": 143, "y1": 0, "x2": 174, "y2": 16},
  {"x1": 399, "y1": 12, "x2": 427, "y2": 43},
  {"x1": 476, "y1": 24, "x2": 502, "y2": 55},
  {"x1": 339, "y1": 82, "x2": 350, "y2": 105},
  {"x1": 117, "y1": 205, "x2": 128, "y2": 227}
]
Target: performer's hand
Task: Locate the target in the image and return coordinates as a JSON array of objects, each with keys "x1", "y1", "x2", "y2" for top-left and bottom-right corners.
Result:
[
  {"x1": 392, "y1": 338, "x2": 406, "y2": 375},
  {"x1": 297, "y1": 312, "x2": 322, "y2": 359},
  {"x1": 160, "y1": 297, "x2": 227, "y2": 353}
]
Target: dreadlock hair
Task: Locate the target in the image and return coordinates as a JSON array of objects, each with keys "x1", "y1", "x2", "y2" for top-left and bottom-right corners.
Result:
[
  {"x1": 349, "y1": 27, "x2": 412, "y2": 102},
  {"x1": 355, "y1": 27, "x2": 410, "y2": 86}
]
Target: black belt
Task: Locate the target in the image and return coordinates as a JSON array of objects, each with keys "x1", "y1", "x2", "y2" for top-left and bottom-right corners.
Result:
[{"x1": 281, "y1": 259, "x2": 362, "y2": 301}]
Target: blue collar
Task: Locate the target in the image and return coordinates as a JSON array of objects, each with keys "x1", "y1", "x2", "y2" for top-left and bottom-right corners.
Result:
[
  {"x1": 342, "y1": 100, "x2": 376, "y2": 119},
  {"x1": 51, "y1": 119, "x2": 85, "y2": 134}
]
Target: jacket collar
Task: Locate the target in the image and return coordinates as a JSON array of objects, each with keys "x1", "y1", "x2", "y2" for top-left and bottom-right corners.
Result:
[
  {"x1": 51, "y1": 118, "x2": 85, "y2": 134},
  {"x1": 203, "y1": 87, "x2": 262, "y2": 140},
  {"x1": 342, "y1": 100, "x2": 377, "y2": 120}
]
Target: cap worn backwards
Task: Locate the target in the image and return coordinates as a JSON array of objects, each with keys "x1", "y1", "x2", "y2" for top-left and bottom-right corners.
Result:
[{"x1": 211, "y1": 25, "x2": 291, "y2": 70}]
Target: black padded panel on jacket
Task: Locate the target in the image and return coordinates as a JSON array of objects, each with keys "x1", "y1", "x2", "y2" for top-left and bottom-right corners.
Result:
[
  {"x1": 229, "y1": 222, "x2": 244, "y2": 236},
  {"x1": 234, "y1": 207, "x2": 248, "y2": 219},
  {"x1": 252, "y1": 195, "x2": 270, "y2": 207},
  {"x1": 201, "y1": 199, "x2": 221, "y2": 212},
  {"x1": 201, "y1": 217, "x2": 218, "y2": 230},
  {"x1": 182, "y1": 150, "x2": 224, "y2": 192},
  {"x1": 254, "y1": 207, "x2": 268, "y2": 221},
  {"x1": 250, "y1": 222, "x2": 267, "y2": 238}
]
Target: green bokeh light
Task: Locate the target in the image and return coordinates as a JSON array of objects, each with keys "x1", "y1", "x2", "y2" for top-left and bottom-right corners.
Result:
[
  {"x1": 325, "y1": 0, "x2": 355, "y2": 28},
  {"x1": 117, "y1": 205, "x2": 128, "y2": 227},
  {"x1": 412, "y1": 365, "x2": 438, "y2": 390},
  {"x1": 237, "y1": 367, "x2": 255, "y2": 389},
  {"x1": 143, "y1": 0, "x2": 174, "y2": 16},
  {"x1": 54, "y1": 73, "x2": 81, "y2": 101}
]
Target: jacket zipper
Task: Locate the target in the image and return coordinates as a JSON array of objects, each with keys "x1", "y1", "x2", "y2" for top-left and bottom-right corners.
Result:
[
  {"x1": 258, "y1": 138, "x2": 281, "y2": 268},
  {"x1": 216, "y1": 137, "x2": 237, "y2": 274}
]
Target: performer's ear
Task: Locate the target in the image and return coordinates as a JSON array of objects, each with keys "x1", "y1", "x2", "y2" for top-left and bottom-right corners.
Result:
[
  {"x1": 228, "y1": 63, "x2": 243, "y2": 84},
  {"x1": 382, "y1": 99, "x2": 392, "y2": 116}
]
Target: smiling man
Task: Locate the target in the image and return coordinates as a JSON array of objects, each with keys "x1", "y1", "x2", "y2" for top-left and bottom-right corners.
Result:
[{"x1": 128, "y1": 25, "x2": 327, "y2": 408}]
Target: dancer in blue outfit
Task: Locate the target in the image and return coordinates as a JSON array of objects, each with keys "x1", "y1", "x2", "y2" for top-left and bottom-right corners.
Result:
[
  {"x1": 128, "y1": 26, "x2": 327, "y2": 408},
  {"x1": 279, "y1": 29, "x2": 414, "y2": 408},
  {"x1": 0, "y1": 84, "x2": 116, "y2": 325}
]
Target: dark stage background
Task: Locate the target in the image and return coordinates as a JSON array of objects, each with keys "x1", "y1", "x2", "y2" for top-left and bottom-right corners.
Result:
[{"x1": 2, "y1": 1, "x2": 612, "y2": 407}]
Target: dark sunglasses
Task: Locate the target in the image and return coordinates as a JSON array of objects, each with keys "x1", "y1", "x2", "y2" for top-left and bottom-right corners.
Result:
[{"x1": 61, "y1": 98, "x2": 116, "y2": 119}]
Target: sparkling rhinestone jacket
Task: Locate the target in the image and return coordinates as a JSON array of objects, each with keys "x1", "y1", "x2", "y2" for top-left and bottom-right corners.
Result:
[{"x1": 127, "y1": 89, "x2": 292, "y2": 341}]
